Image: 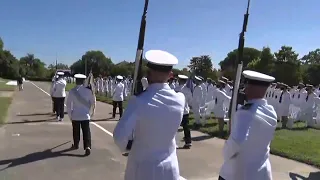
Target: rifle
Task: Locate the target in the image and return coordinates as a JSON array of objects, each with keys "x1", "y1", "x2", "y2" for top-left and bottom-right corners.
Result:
[
  {"x1": 126, "y1": 0, "x2": 150, "y2": 152},
  {"x1": 228, "y1": 0, "x2": 251, "y2": 134}
]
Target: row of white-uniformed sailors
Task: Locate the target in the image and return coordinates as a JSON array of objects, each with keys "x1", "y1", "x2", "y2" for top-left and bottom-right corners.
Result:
[
  {"x1": 139, "y1": 74, "x2": 235, "y2": 135},
  {"x1": 265, "y1": 82, "x2": 320, "y2": 128},
  {"x1": 93, "y1": 76, "x2": 133, "y2": 99}
]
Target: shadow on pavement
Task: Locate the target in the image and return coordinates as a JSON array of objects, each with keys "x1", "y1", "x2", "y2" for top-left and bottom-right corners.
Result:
[
  {"x1": 289, "y1": 172, "x2": 320, "y2": 180},
  {"x1": 6, "y1": 118, "x2": 57, "y2": 124},
  {"x1": 191, "y1": 135, "x2": 213, "y2": 142},
  {"x1": 17, "y1": 112, "x2": 68, "y2": 116},
  {"x1": 0, "y1": 141, "x2": 86, "y2": 171},
  {"x1": 91, "y1": 118, "x2": 119, "y2": 122}
]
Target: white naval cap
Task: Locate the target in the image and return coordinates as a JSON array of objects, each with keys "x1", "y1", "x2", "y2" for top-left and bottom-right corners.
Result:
[
  {"x1": 242, "y1": 70, "x2": 275, "y2": 86},
  {"x1": 194, "y1": 76, "x2": 201, "y2": 81},
  {"x1": 57, "y1": 72, "x2": 64, "y2": 75},
  {"x1": 74, "y1": 74, "x2": 87, "y2": 79},
  {"x1": 178, "y1": 74, "x2": 188, "y2": 79},
  {"x1": 145, "y1": 50, "x2": 178, "y2": 71},
  {"x1": 218, "y1": 80, "x2": 226, "y2": 84},
  {"x1": 116, "y1": 75, "x2": 123, "y2": 80}
]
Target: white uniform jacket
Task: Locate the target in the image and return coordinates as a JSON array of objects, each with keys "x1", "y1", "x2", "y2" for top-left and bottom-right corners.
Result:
[
  {"x1": 113, "y1": 83, "x2": 185, "y2": 180},
  {"x1": 220, "y1": 99, "x2": 277, "y2": 180}
]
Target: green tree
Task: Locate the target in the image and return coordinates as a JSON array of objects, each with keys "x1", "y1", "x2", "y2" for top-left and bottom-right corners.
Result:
[
  {"x1": 246, "y1": 47, "x2": 275, "y2": 75},
  {"x1": 0, "y1": 37, "x2": 3, "y2": 50},
  {"x1": 219, "y1": 47, "x2": 261, "y2": 71},
  {"x1": 188, "y1": 55, "x2": 214, "y2": 78},
  {"x1": 48, "y1": 63, "x2": 69, "y2": 70},
  {"x1": 303, "y1": 64, "x2": 320, "y2": 85},
  {"x1": 301, "y1": 49, "x2": 320, "y2": 65},
  {"x1": 70, "y1": 51, "x2": 114, "y2": 77},
  {"x1": 274, "y1": 46, "x2": 299, "y2": 62},
  {"x1": 19, "y1": 54, "x2": 47, "y2": 78},
  {"x1": 0, "y1": 50, "x2": 20, "y2": 78},
  {"x1": 272, "y1": 46, "x2": 301, "y2": 85}
]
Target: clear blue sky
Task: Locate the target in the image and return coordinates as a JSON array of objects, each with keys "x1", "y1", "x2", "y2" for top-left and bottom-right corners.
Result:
[{"x1": 1, "y1": 0, "x2": 319, "y2": 69}]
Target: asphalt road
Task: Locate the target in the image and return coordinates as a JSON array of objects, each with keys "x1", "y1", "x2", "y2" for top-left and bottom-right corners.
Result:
[{"x1": 0, "y1": 81, "x2": 319, "y2": 180}]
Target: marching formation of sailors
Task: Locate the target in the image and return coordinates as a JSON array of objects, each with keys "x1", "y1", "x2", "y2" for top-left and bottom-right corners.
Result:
[{"x1": 45, "y1": 49, "x2": 320, "y2": 179}]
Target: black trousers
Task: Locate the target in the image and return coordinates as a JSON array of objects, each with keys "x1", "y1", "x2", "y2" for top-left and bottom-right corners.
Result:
[
  {"x1": 112, "y1": 101, "x2": 123, "y2": 118},
  {"x1": 72, "y1": 120, "x2": 91, "y2": 149},
  {"x1": 218, "y1": 176, "x2": 225, "y2": 180},
  {"x1": 54, "y1": 97, "x2": 65, "y2": 118},
  {"x1": 182, "y1": 114, "x2": 192, "y2": 144},
  {"x1": 51, "y1": 97, "x2": 56, "y2": 113}
]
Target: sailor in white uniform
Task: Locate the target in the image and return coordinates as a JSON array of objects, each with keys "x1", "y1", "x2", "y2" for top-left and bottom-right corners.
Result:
[
  {"x1": 213, "y1": 80, "x2": 231, "y2": 135},
  {"x1": 175, "y1": 74, "x2": 193, "y2": 148},
  {"x1": 219, "y1": 70, "x2": 277, "y2": 180},
  {"x1": 51, "y1": 72, "x2": 67, "y2": 121},
  {"x1": 113, "y1": 50, "x2": 185, "y2": 180},
  {"x1": 112, "y1": 75, "x2": 125, "y2": 118},
  {"x1": 66, "y1": 74, "x2": 96, "y2": 156},
  {"x1": 192, "y1": 76, "x2": 204, "y2": 127},
  {"x1": 278, "y1": 84, "x2": 291, "y2": 128}
]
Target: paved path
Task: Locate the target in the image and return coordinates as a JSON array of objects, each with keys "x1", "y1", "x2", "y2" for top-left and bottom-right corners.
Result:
[{"x1": 0, "y1": 81, "x2": 319, "y2": 180}]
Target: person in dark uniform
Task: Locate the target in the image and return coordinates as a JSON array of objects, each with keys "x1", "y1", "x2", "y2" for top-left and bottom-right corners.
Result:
[{"x1": 17, "y1": 75, "x2": 23, "y2": 91}]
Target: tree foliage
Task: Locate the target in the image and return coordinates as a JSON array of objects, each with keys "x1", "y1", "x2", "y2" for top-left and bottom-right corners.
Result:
[
  {"x1": 188, "y1": 55, "x2": 218, "y2": 80},
  {"x1": 222, "y1": 45, "x2": 320, "y2": 86},
  {"x1": 70, "y1": 50, "x2": 113, "y2": 77}
]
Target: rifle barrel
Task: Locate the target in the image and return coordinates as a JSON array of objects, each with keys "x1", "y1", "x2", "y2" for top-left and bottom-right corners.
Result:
[{"x1": 228, "y1": 0, "x2": 252, "y2": 133}]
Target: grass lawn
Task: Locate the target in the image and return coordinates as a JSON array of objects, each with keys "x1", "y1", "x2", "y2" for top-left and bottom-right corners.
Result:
[
  {"x1": 65, "y1": 82, "x2": 320, "y2": 168},
  {"x1": 271, "y1": 124, "x2": 320, "y2": 168},
  {"x1": 0, "y1": 97, "x2": 13, "y2": 125},
  {"x1": 65, "y1": 83, "x2": 75, "y2": 91},
  {"x1": 189, "y1": 116, "x2": 320, "y2": 168},
  {"x1": 0, "y1": 78, "x2": 16, "y2": 91}
]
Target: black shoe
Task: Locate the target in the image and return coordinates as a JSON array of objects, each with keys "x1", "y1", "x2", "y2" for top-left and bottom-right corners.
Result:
[
  {"x1": 122, "y1": 152, "x2": 129, "y2": 156},
  {"x1": 85, "y1": 147, "x2": 91, "y2": 156},
  {"x1": 71, "y1": 144, "x2": 79, "y2": 150},
  {"x1": 183, "y1": 144, "x2": 192, "y2": 149}
]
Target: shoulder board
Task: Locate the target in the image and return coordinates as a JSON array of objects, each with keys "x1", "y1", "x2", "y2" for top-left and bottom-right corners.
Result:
[{"x1": 241, "y1": 103, "x2": 253, "y2": 110}]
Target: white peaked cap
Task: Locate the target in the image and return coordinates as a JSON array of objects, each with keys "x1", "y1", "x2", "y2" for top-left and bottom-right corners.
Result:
[
  {"x1": 74, "y1": 74, "x2": 87, "y2": 79},
  {"x1": 178, "y1": 75, "x2": 188, "y2": 79},
  {"x1": 116, "y1": 75, "x2": 123, "y2": 80},
  {"x1": 57, "y1": 72, "x2": 64, "y2": 75},
  {"x1": 221, "y1": 76, "x2": 228, "y2": 81},
  {"x1": 194, "y1": 76, "x2": 201, "y2": 81},
  {"x1": 145, "y1": 50, "x2": 178, "y2": 66},
  {"x1": 218, "y1": 80, "x2": 226, "y2": 84},
  {"x1": 242, "y1": 70, "x2": 275, "y2": 82}
]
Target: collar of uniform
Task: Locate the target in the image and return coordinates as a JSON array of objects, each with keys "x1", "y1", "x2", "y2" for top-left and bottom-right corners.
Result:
[
  {"x1": 148, "y1": 83, "x2": 171, "y2": 90},
  {"x1": 246, "y1": 98, "x2": 267, "y2": 105}
]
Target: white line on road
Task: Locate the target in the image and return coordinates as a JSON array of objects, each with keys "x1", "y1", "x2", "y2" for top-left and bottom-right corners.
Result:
[{"x1": 28, "y1": 81, "x2": 114, "y2": 137}]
